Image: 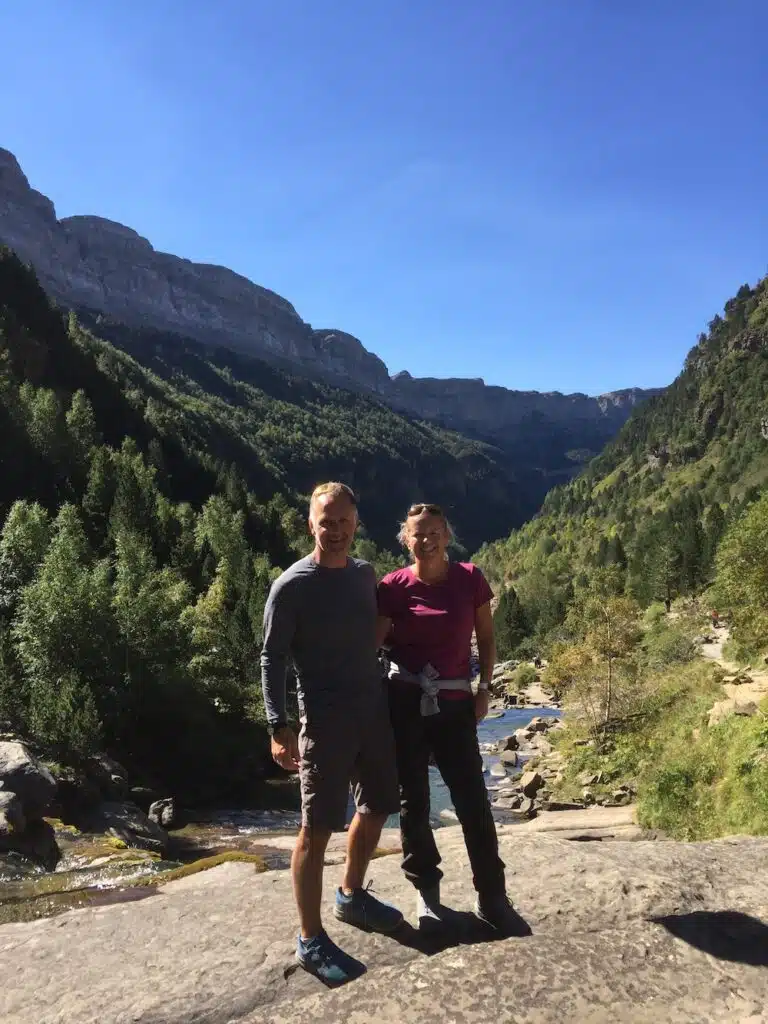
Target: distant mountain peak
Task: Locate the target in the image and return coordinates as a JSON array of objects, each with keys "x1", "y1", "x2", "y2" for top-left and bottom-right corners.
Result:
[{"x1": 0, "y1": 144, "x2": 661, "y2": 441}]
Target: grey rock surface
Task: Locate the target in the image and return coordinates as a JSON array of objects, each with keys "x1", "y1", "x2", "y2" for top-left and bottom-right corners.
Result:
[
  {"x1": 0, "y1": 146, "x2": 660, "y2": 441},
  {"x1": 148, "y1": 797, "x2": 177, "y2": 829},
  {"x1": 0, "y1": 818, "x2": 59, "y2": 869},
  {"x1": 84, "y1": 800, "x2": 169, "y2": 854},
  {"x1": 2, "y1": 823, "x2": 768, "y2": 1023},
  {"x1": 709, "y1": 698, "x2": 759, "y2": 727},
  {"x1": 0, "y1": 741, "x2": 56, "y2": 819},
  {"x1": 0, "y1": 790, "x2": 25, "y2": 835}
]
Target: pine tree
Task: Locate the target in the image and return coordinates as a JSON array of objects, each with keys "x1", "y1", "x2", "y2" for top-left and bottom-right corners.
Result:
[
  {"x1": 12, "y1": 504, "x2": 113, "y2": 758},
  {"x1": 0, "y1": 500, "x2": 52, "y2": 614},
  {"x1": 606, "y1": 534, "x2": 627, "y2": 570},
  {"x1": 702, "y1": 503, "x2": 726, "y2": 580},
  {"x1": 111, "y1": 528, "x2": 192, "y2": 756},
  {"x1": 65, "y1": 389, "x2": 100, "y2": 465},
  {"x1": 109, "y1": 439, "x2": 158, "y2": 543},
  {"x1": 494, "y1": 585, "x2": 529, "y2": 659},
  {"x1": 715, "y1": 492, "x2": 768, "y2": 653},
  {"x1": 82, "y1": 446, "x2": 117, "y2": 549},
  {"x1": 183, "y1": 559, "x2": 252, "y2": 715}
]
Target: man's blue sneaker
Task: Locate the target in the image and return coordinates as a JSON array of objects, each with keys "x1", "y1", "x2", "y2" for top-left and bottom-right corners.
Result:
[
  {"x1": 334, "y1": 881, "x2": 404, "y2": 933},
  {"x1": 295, "y1": 930, "x2": 366, "y2": 986}
]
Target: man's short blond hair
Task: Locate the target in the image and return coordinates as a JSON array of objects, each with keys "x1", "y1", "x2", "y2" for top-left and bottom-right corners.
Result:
[{"x1": 309, "y1": 481, "x2": 358, "y2": 513}]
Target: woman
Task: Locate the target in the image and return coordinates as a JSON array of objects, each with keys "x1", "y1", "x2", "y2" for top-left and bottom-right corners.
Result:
[{"x1": 376, "y1": 502, "x2": 528, "y2": 936}]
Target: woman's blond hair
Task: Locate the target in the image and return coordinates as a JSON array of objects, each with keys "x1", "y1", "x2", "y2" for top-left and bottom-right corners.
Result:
[{"x1": 397, "y1": 502, "x2": 455, "y2": 548}]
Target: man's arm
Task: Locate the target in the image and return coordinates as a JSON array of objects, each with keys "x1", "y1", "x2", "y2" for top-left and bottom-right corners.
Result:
[
  {"x1": 260, "y1": 579, "x2": 300, "y2": 771},
  {"x1": 474, "y1": 601, "x2": 496, "y2": 721}
]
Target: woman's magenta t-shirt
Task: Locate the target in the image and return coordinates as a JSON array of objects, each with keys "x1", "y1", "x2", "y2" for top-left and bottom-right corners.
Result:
[{"x1": 377, "y1": 562, "x2": 493, "y2": 697}]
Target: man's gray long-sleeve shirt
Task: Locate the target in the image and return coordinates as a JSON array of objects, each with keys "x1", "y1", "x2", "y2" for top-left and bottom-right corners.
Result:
[{"x1": 260, "y1": 555, "x2": 382, "y2": 724}]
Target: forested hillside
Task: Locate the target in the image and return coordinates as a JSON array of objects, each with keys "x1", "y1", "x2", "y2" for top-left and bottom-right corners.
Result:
[
  {"x1": 77, "y1": 311, "x2": 526, "y2": 553},
  {"x1": 0, "y1": 243, "x2": 559, "y2": 797},
  {"x1": 481, "y1": 274, "x2": 768, "y2": 661}
]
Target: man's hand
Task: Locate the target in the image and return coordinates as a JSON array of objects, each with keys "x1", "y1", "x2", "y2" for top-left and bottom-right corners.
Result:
[
  {"x1": 271, "y1": 727, "x2": 300, "y2": 772},
  {"x1": 474, "y1": 688, "x2": 490, "y2": 722}
]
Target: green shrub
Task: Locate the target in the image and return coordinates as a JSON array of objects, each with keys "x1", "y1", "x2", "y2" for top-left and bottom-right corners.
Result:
[
  {"x1": 643, "y1": 602, "x2": 667, "y2": 627},
  {"x1": 642, "y1": 623, "x2": 698, "y2": 671},
  {"x1": 638, "y1": 706, "x2": 768, "y2": 839},
  {"x1": 512, "y1": 663, "x2": 537, "y2": 690}
]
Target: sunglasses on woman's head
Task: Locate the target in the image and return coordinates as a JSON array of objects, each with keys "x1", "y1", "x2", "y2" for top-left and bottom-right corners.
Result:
[{"x1": 408, "y1": 503, "x2": 443, "y2": 516}]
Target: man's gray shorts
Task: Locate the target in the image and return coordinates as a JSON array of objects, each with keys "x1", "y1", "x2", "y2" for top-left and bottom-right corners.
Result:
[{"x1": 298, "y1": 693, "x2": 400, "y2": 832}]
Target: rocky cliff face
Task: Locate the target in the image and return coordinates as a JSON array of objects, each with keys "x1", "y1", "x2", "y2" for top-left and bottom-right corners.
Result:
[{"x1": 0, "y1": 146, "x2": 660, "y2": 441}]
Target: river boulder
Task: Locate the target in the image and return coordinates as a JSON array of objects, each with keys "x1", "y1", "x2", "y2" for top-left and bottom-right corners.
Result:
[
  {"x1": 519, "y1": 770, "x2": 544, "y2": 798},
  {"x1": 0, "y1": 790, "x2": 25, "y2": 835},
  {"x1": 148, "y1": 797, "x2": 178, "y2": 829},
  {"x1": 87, "y1": 801, "x2": 169, "y2": 854},
  {"x1": 0, "y1": 741, "x2": 56, "y2": 819}
]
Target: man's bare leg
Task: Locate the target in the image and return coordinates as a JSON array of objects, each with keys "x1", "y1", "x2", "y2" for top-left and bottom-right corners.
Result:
[
  {"x1": 292, "y1": 825, "x2": 332, "y2": 939},
  {"x1": 341, "y1": 811, "x2": 388, "y2": 892}
]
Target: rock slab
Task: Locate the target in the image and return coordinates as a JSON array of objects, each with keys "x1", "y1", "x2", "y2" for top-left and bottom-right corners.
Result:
[{"x1": 2, "y1": 826, "x2": 768, "y2": 1022}]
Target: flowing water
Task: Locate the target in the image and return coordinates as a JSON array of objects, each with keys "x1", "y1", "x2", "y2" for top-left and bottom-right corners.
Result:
[{"x1": 0, "y1": 707, "x2": 559, "y2": 923}]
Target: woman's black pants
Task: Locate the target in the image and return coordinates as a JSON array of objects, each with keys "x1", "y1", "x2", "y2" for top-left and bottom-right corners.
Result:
[{"x1": 388, "y1": 686, "x2": 507, "y2": 900}]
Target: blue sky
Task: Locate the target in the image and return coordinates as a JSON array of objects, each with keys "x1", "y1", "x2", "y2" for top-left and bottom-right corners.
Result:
[{"x1": 2, "y1": 1, "x2": 767, "y2": 395}]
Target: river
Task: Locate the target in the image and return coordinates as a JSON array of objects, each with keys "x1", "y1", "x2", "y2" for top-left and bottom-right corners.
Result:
[{"x1": 0, "y1": 706, "x2": 559, "y2": 923}]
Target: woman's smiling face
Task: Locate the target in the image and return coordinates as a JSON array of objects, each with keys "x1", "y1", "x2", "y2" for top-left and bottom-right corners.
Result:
[{"x1": 404, "y1": 512, "x2": 450, "y2": 563}]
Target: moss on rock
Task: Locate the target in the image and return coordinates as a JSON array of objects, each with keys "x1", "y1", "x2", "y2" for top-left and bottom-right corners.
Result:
[{"x1": 149, "y1": 851, "x2": 268, "y2": 885}]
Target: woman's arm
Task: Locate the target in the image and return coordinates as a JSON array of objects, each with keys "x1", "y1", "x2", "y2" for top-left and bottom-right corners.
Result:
[
  {"x1": 375, "y1": 615, "x2": 393, "y2": 649},
  {"x1": 475, "y1": 601, "x2": 496, "y2": 685}
]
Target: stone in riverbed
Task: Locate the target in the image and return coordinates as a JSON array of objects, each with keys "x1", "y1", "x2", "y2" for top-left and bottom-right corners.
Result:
[
  {"x1": 86, "y1": 753, "x2": 130, "y2": 800},
  {"x1": 148, "y1": 798, "x2": 178, "y2": 830},
  {"x1": 0, "y1": 741, "x2": 56, "y2": 819},
  {"x1": 130, "y1": 786, "x2": 162, "y2": 812},
  {"x1": 526, "y1": 717, "x2": 551, "y2": 733},
  {"x1": 489, "y1": 763, "x2": 508, "y2": 778},
  {"x1": 0, "y1": 818, "x2": 60, "y2": 869},
  {"x1": 88, "y1": 801, "x2": 169, "y2": 854},
  {"x1": 494, "y1": 796, "x2": 535, "y2": 820},
  {"x1": 498, "y1": 749, "x2": 518, "y2": 767},
  {"x1": 0, "y1": 790, "x2": 25, "y2": 835},
  {"x1": 495, "y1": 785, "x2": 519, "y2": 798},
  {"x1": 529, "y1": 736, "x2": 553, "y2": 755},
  {"x1": 493, "y1": 792, "x2": 523, "y2": 810},
  {"x1": 519, "y1": 771, "x2": 544, "y2": 798},
  {"x1": 497, "y1": 734, "x2": 519, "y2": 753}
]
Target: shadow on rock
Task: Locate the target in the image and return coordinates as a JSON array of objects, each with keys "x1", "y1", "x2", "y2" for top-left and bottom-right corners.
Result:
[
  {"x1": 388, "y1": 908, "x2": 532, "y2": 956},
  {"x1": 651, "y1": 910, "x2": 768, "y2": 966}
]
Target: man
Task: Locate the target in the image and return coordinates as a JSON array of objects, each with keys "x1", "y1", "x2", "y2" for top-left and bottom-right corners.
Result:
[{"x1": 261, "y1": 482, "x2": 403, "y2": 986}]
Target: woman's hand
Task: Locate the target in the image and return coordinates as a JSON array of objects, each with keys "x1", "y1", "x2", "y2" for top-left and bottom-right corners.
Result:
[{"x1": 474, "y1": 688, "x2": 490, "y2": 722}]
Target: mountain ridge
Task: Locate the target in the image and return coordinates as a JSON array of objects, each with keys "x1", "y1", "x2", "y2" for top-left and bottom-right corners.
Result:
[
  {"x1": 0, "y1": 145, "x2": 661, "y2": 441},
  {"x1": 476, "y1": 271, "x2": 768, "y2": 649}
]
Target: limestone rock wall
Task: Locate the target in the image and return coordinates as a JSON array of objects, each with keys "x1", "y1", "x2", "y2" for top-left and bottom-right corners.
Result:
[{"x1": 0, "y1": 146, "x2": 660, "y2": 438}]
